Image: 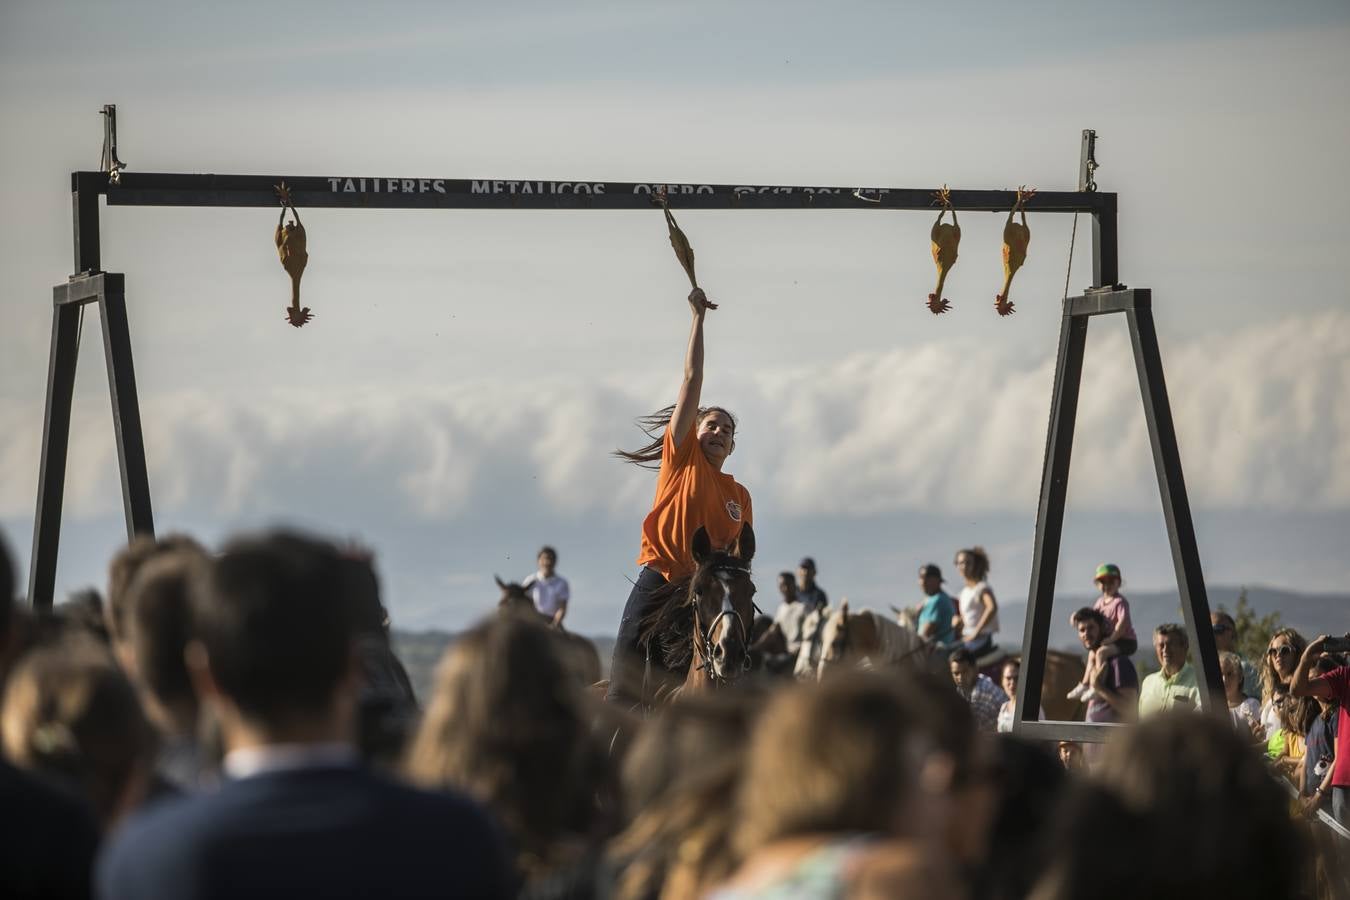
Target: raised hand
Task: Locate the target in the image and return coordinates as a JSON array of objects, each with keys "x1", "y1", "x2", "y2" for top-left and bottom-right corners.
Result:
[{"x1": 688, "y1": 287, "x2": 718, "y2": 314}]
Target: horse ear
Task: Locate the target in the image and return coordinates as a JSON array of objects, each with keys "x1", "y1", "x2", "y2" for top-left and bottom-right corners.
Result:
[
  {"x1": 494, "y1": 575, "x2": 507, "y2": 590},
  {"x1": 840, "y1": 598, "x2": 850, "y2": 616},
  {"x1": 734, "y1": 522, "x2": 756, "y2": 564},
  {"x1": 691, "y1": 526, "x2": 713, "y2": 565}
]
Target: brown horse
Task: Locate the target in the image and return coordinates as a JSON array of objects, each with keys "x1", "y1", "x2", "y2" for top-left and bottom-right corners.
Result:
[
  {"x1": 1005, "y1": 650, "x2": 1086, "y2": 722},
  {"x1": 494, "y1": 577, "x2": 602, "y2": 687},
  {"x1": 638, "y1": 523, "x2": 758, "y2": 702}
]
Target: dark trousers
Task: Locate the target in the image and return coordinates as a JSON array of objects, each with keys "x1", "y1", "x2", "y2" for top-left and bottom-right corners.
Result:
[
  {"x1": 963, "y1": 633, "x2": 994, "y2": 657},
  {"x1": 606, "y1": 567, "x2": 671, "y2": 707},
  {"x1": 1333, "y1": 787, "x2": 1350, "y2": 829}
]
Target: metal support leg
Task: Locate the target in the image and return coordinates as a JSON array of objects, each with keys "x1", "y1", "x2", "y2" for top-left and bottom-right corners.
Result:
[
  {"x1": 1127, "y1": 298, "x2": 1221, "y2": 710},
  {"x1": 99, "y1": 285, "x2": 154, "y2": 540},
  {"x1": 1091, "y1": 193, "x2": 1119, "y2": 289},
  {"x1": 28, "y1": 178, "x2": 111, "y2": 608},
  {"x1": 28, "y1": 304, "x2": 83, "y2": 609},
  {"x1": 1014, "y1": 303, "x2": 1089, "y2": 729},
  {"x1": 1016, "y1": 288, "x2": 1219, "y2": 740}
]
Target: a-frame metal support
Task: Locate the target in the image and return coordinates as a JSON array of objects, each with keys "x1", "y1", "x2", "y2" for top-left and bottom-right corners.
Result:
[
  {"x1": 28, "y1": 170, "x2": 154, "y2": 608},
  {"x1": 1012, "y1": 286, "x2": 1224, "y2": 742}
]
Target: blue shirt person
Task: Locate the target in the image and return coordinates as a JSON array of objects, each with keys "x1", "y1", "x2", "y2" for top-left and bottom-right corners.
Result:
[{"x1": 915, "y1": 563, "x2": 958, "y2": 648}]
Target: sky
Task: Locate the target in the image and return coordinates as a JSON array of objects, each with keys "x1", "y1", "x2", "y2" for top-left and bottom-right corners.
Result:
[{"x1": 1, "y1": 0, "x2": 1348, "y2": 634}]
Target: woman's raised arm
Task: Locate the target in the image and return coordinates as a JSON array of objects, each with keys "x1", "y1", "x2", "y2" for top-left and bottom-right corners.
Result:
[{"x1": 669, "y1": 288, "x2": 717, "y2": 448}]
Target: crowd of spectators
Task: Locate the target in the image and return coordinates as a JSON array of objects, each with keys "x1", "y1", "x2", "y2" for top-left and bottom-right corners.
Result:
[{"x1": 0, "y1": 528, "x2": 1340, "y2": 899}]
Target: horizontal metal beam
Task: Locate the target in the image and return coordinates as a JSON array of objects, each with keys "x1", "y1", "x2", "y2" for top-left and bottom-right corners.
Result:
[
  {"x1": 1066, "y1": 287, "x2": 1148, "y2": 318},
  {"x1": 78, "y1": 171, "x2": 1114, "y2": 214},
  {"x1": 53, "y1": 272, "x2": 122, "y2": 307},
  {"x1": 1012, "y1": 719, "x2": 1129, "y2": 744}
]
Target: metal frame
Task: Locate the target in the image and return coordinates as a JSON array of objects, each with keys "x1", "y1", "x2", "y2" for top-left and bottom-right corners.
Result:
[
  {"x1": 29, "y1": 131, "x2": 1218, "y2": 738},
  {"x1": 1011, "y1": 292, "x2": 1224, "y2": 740}
]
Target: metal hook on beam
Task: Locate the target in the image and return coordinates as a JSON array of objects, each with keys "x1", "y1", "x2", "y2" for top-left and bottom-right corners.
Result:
[
  {"x1": 100, "y1": 105, "x2": 128, "y2": 186},
  {"x1": 1079, "y1": 129, "x2": 1098, "y2": 193}
]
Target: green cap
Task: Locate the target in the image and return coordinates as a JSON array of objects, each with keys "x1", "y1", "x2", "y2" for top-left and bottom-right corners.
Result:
[{"x1": 1094, "y1": 563, "x2": 1121, "y2": 581}]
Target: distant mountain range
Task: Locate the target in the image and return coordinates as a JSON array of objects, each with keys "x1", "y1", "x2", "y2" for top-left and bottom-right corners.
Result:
[
  {"x1": 391, "y1": 584, "x2": 1348, "y2": 702},
  {"x1": 997, "y1": 584, "x2": 1350, "y2": 655}
]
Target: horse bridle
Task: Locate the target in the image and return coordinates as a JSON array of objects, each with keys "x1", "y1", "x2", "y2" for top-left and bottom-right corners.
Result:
[{"x1": 694, "y1": 564, "x2": 754, "y2": 682}]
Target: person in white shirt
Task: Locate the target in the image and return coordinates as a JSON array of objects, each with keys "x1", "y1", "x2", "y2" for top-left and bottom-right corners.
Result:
[
  {"x1": 955, "y1": 546, "x2": 999, "y2": 658},
  {"x1": 995, "y1": 658, "x2": 1045, "y2": 734},
  {"x1": 771, "y1": 572, "x2": 810, "y2": 654},
  {"x1": 522, "y1": 546, "x2": 570, "y2": 626}
]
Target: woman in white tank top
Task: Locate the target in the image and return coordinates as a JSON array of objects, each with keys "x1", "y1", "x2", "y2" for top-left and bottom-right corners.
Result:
[{"x1": 956, "y1": 546, "x2": 998, "y2": 656}]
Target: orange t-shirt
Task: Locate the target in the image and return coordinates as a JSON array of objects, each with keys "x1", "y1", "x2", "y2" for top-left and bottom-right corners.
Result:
[{"x1": 636, "y1": 423, "x2": 753, "y2": 581}]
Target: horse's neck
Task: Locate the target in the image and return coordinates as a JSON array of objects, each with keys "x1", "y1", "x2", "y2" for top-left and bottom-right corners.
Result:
[
  {"x1": 848, "y1": 612, "x2": 880, "y2": 658},
  {"x1": 861, "y1": 612, "x2": 923, "y2": 663},
  {"x1": 879, "y1": 613, "x2": 923, "y2": 657}
]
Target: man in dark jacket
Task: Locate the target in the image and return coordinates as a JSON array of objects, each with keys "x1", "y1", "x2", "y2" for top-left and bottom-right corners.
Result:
[{"x1": 97, "y1": 531, "x2": 512, "y2": 900}]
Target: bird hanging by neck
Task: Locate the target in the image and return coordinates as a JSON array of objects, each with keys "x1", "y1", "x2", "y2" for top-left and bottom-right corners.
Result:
[
  {"x1": 274, "y1": 182, "x2": 312, "y2": 327},
  {"x1": 927, "y1": 185, "x2": 959, "y2": 315},
  {"x1": 996, "y1": 186, "x2": 1035, "y2": 317}
]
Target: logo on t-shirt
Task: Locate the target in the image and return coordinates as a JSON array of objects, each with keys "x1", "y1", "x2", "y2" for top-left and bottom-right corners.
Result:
[{"x1": 725, "y1": 500, "x2": 743, "y2": 522}]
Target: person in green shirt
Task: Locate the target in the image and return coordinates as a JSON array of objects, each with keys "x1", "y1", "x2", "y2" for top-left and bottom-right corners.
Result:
[{"x1": 1138, "y1": 623, "x2": 1202, "y2": 717}]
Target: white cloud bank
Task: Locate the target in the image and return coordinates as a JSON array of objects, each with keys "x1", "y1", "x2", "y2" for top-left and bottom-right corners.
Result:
[{"x1": 2, "y1": 310, "x2": 1346, "y2": 524}]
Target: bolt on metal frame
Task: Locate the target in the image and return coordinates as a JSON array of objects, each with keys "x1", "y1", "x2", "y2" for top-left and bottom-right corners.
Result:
[{"x1": 28, "y1": 130, "x2": 1222, "y2": 738}]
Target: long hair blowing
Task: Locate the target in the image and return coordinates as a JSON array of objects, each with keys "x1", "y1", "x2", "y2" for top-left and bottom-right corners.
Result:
[{"x1": 614, "y1": 404, "x2": 738, "y2": 469}]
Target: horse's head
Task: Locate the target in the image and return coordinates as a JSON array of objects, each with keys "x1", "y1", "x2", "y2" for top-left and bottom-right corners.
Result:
[
  {"x1": 793, "y1": 604, "x2": 829, "y2": 679},
  {"x1": 495, "y1": 575, "x2": 537, "y2": 617},
  {"x1": 688, "y1": 523, "x2": 757, "y2": 684},
  {"x1": 817, "y1": 601, "x2": 851, "y2": 679}
]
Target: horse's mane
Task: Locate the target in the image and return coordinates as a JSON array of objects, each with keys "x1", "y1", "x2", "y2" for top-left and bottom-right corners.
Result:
[
  {"x1": 637, "y1": 551, "x2": 745, "y2": 671},
  {"x1": 637, "y1": 577, "x2": 697, "y2": 671},
  {"x1": 866, "y1": 611, "x2": 923, "y2": 664}
]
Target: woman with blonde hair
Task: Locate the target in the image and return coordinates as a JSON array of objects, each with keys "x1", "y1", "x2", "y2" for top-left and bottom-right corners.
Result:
[
  {"x1": 1260, "y1": 627, "x2": 1311, "y2": 740},
  {"x1": 1, "y1": 639, "x2": 156, "y2": 831},
  {"x1": 713, "y1": 672, "x2": 962, "y2": 899},
  {"x1": 405, "y1": 615, "x2": 611, "y2": 896}
]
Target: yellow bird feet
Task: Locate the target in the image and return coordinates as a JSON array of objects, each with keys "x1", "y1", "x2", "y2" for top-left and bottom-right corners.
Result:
[
  {"x1": 995, "y1": 295, "x2": 1015, "y2": 317},
  {"x1": 927, "y1": 294, "x2": 952, "y2": 315},
  {"x1": 285, "y1": 306, "x2": 313, "y2": 327}
]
